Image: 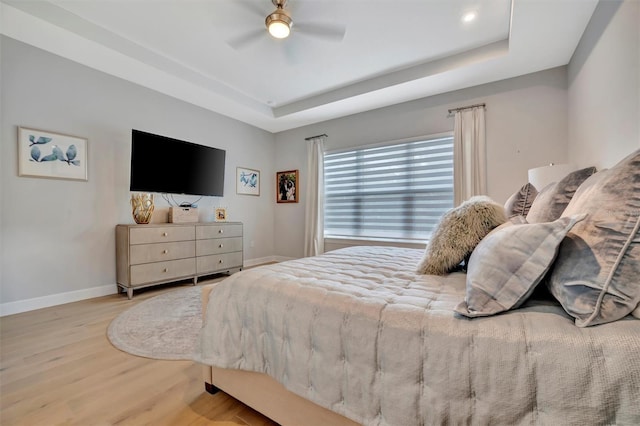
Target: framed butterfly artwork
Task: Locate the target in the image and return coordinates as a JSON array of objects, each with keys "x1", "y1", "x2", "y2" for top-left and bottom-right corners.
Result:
[{"x1": 18, "y1": 127, "x2": 88, "y2": 181}]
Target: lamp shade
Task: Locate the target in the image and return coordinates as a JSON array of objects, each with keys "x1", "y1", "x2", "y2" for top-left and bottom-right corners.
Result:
[{"x1": 528, "y1": 163, "x2": 573, "y2": 190}]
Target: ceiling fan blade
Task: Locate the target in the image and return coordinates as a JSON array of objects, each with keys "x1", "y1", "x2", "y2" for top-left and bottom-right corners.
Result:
[
  {"x1": 231, "y1": 0, "x2": 268, "y2": 19},
  {"x1": 294, "y1": 22, "x2": 346, "y2": 42},
  {"x1": 281, "y1": 39, "x2": 306, "y2": 66},
  {"x1": 226, "y1": 29, "x2": 266, "y2": 50}
]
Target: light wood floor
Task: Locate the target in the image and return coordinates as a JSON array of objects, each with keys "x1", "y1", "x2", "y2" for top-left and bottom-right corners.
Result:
[{"x1": 0, "y1": 279, "x2": 279, "y2": 426}]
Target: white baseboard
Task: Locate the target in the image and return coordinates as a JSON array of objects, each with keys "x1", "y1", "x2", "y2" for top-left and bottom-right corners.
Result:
[
  {"x1": 243, "y1": 256, "x2": 276, "y2": 268},
  {"x1": 244, "y1": 255, "x2": 296, "y2": 267},
  {"x1": 1, "y1": 284, "x2": 117, "y2": 317}
]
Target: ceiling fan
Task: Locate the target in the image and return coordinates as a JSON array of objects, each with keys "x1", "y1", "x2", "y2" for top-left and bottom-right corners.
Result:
[{"x1": 226, "y1": 0, "x2": 346, "y2": 50}]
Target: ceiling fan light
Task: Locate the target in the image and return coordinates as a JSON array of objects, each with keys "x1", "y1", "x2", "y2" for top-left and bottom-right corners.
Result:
[
  {"x1": 268, "y1": 21, "x2": 290, "y2": 38},
  {"x1": 266, "y1": 12, "x2": 292, "y2": 39}
]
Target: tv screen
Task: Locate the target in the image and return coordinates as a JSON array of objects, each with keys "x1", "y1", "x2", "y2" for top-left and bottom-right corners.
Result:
[{"x1": 129, "y1": 129, "x2": 225, "y2": 197}]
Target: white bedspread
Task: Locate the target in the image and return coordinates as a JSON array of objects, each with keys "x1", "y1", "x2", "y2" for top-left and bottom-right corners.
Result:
[{"x1": 195, "y1": 246, "x2": 640, "y2": 425}]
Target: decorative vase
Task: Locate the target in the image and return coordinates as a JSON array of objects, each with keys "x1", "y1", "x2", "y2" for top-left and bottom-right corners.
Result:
[{"x1": 131, "y1": 193, "x2": 154, "y2": 224}]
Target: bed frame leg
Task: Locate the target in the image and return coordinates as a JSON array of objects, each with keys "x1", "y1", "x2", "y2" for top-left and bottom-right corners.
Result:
[{"x1": 205, "y1": 382, "x2": 221, "y2": 394}]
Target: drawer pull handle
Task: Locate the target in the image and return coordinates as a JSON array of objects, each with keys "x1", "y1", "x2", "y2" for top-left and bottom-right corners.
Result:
[
  {"x1": 219, "y1": 229, "x2": 224, "y2": 234},
  {"x1": 219, "y1": 244, "x2": 224, "y2": 248},
  {"x1": 162, "y1": 232, "x2": 168, "y2": 237},
  {"x1": 163, "y1": 268, "x2": 169, "y2": 273},
  {"x1": 219, "y1": 260, "x2": 224, "y2": 264},
  {"x1": 163, "y1": 250, "x2": 169, "y2": 254}
]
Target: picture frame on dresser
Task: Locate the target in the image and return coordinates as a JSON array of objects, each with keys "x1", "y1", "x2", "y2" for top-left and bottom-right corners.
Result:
[
  {"x1": 17, "y1": 126, "x2": 88, "y2": 181},
  {"x1": 215, "y1": 207, "x2": 227, "y2": 222}
]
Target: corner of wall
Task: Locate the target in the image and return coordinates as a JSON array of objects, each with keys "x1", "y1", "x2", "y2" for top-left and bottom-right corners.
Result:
[{"x1": 567, "y1": 0, "x2": 639, "y2": 169}]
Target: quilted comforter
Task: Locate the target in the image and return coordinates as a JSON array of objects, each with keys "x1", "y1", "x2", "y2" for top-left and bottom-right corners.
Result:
[{"x1": 195, "y1": 246, "x2": 640, "y2": 425}]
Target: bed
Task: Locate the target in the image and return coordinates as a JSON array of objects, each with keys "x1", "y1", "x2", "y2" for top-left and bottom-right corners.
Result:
[
  {"x1": 195, "y1": 246, "x2": 640, "y2": 426},
  {"x1": 195, "y1": 149, "x2": 640, "y2": 425}
]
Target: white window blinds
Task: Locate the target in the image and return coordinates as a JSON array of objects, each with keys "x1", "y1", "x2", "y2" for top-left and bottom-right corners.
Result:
[{"x1": 324, "y1": 135, "x2": 454, "y2": 241}]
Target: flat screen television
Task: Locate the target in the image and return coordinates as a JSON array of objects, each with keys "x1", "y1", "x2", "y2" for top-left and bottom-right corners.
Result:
[{"x1": 129, "y1": 129, "x2": 225, "y2": 197}]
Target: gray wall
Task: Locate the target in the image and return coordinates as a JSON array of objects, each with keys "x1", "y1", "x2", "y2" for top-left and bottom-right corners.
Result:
[
  {"x1": 1, "y1": 37, "x2": 276, "y2": 310},
  {"x1": 274, "y1": 67, "x2": 569, "y2": 259},
  {"x1": 7, "y1": 0, "x2": 635, "y2": 311},
  {"x1": 568, "y1": 0, "x2": 640, "y2": 168}
]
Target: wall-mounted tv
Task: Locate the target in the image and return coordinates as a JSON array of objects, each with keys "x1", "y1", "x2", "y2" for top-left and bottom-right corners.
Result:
[{"x1": 129, "y1": 129, "x2": 226, "y2": 197}]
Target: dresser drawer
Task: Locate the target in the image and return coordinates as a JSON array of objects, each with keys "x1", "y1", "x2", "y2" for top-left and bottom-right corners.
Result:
[
  {"x1": 196, "y1": 224, "x2": 243, "y2": 239},
  {"x1": 197, "y1": 252, "x2": 243, "y2": 274},
  {"x1": 196, "y1": 237, "x2": 243, "y2": 256},
  {"x1": 130, "y1": 258, "x2": 196, "y2": 286},
  {"x1": 130, "y1": 241, "x2": 195, "y2": 265},
  {"x1": 130, "y1": 226, "x2": 195, "y2": 245}
]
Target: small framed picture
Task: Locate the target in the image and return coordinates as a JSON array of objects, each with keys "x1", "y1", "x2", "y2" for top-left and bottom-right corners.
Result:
[
  {"x1": 276, "y1": 170, "x2": 299, "y2": 203},
  {"x1": 236, "y1": 167, "x2": 260, "y2": 196},
  {"x1": 215, "y1": 207, "x2": 227, "y2": 222},
  {"x1": 18, "y1": 127, "x2": 88, "y2": 181}
]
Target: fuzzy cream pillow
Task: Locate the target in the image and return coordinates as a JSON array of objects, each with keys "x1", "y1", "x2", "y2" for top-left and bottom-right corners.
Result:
[{"x1": 416, "y1": 196, "x2": 507, "y2": 275}]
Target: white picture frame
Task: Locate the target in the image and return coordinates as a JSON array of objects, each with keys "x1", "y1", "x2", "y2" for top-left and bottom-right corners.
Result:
[
  {"x1": 236, "y1": 167, "x2": 260, "y2": 196},
  {"x1": 18, "y1": 127, "x2": 88, "y2": 181}
]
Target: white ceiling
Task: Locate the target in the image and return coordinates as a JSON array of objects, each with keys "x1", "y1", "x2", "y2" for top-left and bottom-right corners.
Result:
[{"x1": 1, "y1": 0, "x2": 599, "y2": 133}]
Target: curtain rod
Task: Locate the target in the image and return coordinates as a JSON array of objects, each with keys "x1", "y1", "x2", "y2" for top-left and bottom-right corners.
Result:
[
  {"x1": 305, "y1": 133, "x2": 328, "y2": 141},
  {"x1": 447, "y1": 103, "x2": 486, "y2": 114}
]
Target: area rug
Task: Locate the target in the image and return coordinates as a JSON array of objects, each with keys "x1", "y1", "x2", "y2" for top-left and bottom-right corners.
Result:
[{"x1": 107, "y1": 286, "x2": 203, "y2": 360}]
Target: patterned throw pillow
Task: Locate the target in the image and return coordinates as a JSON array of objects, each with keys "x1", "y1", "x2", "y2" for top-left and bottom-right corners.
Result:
[
  {"x1": 547, "y1": 150, "x2": 640, "y2": 327},
  {"x1": 504, "y1": 182, "x2": 538, "y2": 217},
  {"x1": 526, "y1": 166, "x2": 597, "y2": 223},
  {"x1": 416, "y1": 196, "x2": 507, "y2": 276},
  {"x1": 455, "y1": 214, "x2": 585, "y2": 318}
]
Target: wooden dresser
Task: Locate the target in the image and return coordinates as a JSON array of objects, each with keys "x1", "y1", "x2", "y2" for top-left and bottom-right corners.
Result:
[{"x1": 116, "y1": 222, "x2": 243, "y2": 298}]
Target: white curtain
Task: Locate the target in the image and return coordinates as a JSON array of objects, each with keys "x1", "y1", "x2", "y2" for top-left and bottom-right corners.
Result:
[
  {"x1": 453, "y1": 107, "x2": 487, "y2": 206},
  {"x1": 304, "y1": 136, "x2": 326, "y2": 257}
]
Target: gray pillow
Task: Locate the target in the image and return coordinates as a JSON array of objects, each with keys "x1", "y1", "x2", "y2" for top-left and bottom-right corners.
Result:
[
  {"x1": 416, "y1": 196, "x2": 507, "y2": 275},
  {"x1": 455, "y1": 214, "x2": 585, "y2": 318},
  {"x1": 526, "y1": 166, "x2": 596, "y2": 223},
  {"x1": 504, "y1": 182, "x2": 538, "y2": 217},
  {"x1": 548, "y1": 149, "x2": 640, "y2": 327}
]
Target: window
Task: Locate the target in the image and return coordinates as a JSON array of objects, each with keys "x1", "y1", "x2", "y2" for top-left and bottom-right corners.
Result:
[{"x1": 324, "y1": 134, "x2": 454, "y2": 241}]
